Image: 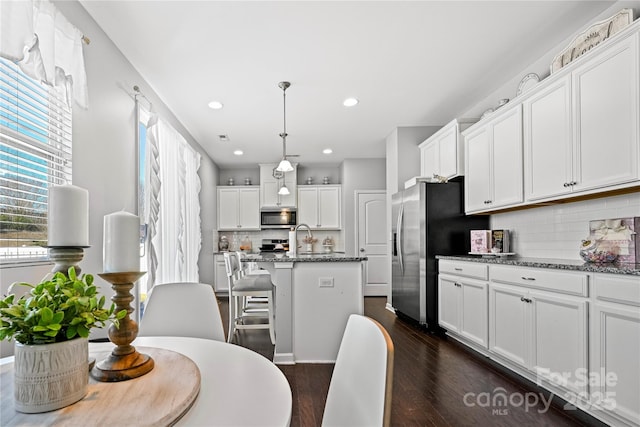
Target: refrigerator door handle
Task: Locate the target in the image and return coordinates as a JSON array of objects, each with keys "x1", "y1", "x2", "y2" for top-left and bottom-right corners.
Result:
[{"x1": 397, "y1": 204, "x2": 404, "y2": 275}]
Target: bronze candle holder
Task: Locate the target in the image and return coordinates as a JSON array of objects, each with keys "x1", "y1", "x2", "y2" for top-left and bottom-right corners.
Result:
[{"x1": 91, "y1": 271, "x2": 154, "y2": 382}]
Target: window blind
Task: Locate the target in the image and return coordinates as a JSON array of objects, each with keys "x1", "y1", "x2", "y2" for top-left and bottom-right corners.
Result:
[{"x1": 0, "y1": 57, "x2": 72, "y2": 261}]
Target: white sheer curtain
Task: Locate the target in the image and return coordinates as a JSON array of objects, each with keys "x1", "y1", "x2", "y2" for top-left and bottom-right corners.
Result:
[
  {"x1": 0, "y1": 0, "x2": 89, "y2": 108},
  {"x1": 145, "y1": 115, "x2": 201, "y2": 288}
]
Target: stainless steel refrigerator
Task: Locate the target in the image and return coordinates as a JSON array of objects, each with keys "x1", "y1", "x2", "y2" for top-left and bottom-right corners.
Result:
[{"x1": 391, "y1": 178, "x2": 488, "y2": 331}]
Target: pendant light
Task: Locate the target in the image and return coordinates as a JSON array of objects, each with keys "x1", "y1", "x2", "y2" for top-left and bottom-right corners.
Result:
[{"x1": 275, "y1": 81, "x2": 294, "y2": 173}]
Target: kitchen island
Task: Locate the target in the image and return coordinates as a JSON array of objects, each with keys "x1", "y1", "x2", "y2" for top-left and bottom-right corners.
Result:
[{"x1": 242, "y1": 253, "x2": 367, "y2": 364}]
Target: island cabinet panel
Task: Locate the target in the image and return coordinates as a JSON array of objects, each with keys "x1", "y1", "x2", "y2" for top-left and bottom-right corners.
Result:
[
  {"x1": 217, "y1": 186, "x2": 260, "y2": 231},
  {"x1": 292, "y1": 262, "x2": 363, "y2": 363}
]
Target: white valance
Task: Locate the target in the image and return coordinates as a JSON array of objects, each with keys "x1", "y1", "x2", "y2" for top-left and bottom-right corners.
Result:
[{"x1": 0, "y1": 0, "x2": 88, "y2": 108}]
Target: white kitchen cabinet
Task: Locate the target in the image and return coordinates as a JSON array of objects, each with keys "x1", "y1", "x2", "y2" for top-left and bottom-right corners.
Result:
[
  {"x1": 438, "y1": 271, "x2": 489, "y2": 348},
  {"x1": 524, "y1": 33, "x2": 640, "y2": 203},
  {"x1": 419, "y1": 119, "x2": 475, "y2": 180},
  {"x1": 489, "y1": 265, "x2": 589, "y2": 396},
  {"x1": 260, "y1": 163, "x2": 297, "y2": 208},
  {"x1": 572, "y1": 32, "x2": 639, "y2": 193},
  {"x1": 523, "y1": 76, "x2": 573, "y2": 201},
  {"x1": 217, "y1": 186, "x2": 260, "y2": 231},
  {"x1": 590, "y1": 274, "x2": 640, "y2": 427},
  {"x1": 297, "y1": 185, "x2": 341, "y2": 230},
  {"x1": 464, "y1": 105, "x2": 523, "y2": 213},
  {"x1": 213, "y1": 254, "x2": 229, "y2": 293}
]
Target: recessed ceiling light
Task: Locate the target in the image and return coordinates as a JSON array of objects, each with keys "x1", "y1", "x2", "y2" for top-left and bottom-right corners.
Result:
[
  {"x1": 323, "y1": 148, "x2": 333, "y2": 154},
  {"x1": 233, "y1": 150, "x2": 243, "y2": 156},
  {"x1": 343, "y1": 98, "x2": 359, "y2": 107},
  {"x1": 208, "y1": 101, "x2": 224, "y2": 110}
]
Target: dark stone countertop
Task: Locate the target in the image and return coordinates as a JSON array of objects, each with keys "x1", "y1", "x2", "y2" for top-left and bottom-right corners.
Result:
[
  {"x1": 436, "y1": 255, "x2": 640, "y2": 276},
  {"x1": 240, "y1": 253, "x2": 367, "y2": 262}
]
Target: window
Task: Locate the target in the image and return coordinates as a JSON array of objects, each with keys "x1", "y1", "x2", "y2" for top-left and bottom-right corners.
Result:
[{"x1": 0, "y1": 57, "x2": 72, "y2": 262}]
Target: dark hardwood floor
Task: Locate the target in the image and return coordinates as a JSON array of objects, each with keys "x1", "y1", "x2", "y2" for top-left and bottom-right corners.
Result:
[{"x1": 219, "y1": 296, "x2": 605, "y2": 427}]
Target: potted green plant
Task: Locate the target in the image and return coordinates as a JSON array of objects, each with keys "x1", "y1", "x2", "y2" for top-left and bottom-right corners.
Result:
[{"x1": 0, "y1": 267, "x2": 126, "y2": 413}]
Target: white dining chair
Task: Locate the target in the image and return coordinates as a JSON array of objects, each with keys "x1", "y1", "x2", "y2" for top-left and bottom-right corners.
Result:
[
  {"x1": 223, "y1": 252, "x2": 276, "y2": 344},
  {"x1": 322, "y1": 314, "x2": 394, "y2": 427},
  {"x1": 138, "y1": 282, "x2": 226, "y2": 342}
]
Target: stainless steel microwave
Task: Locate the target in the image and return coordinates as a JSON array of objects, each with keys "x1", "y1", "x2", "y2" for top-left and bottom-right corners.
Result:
[{"x1": 260, "y1": 209, "x2": 297, "y2": 229}]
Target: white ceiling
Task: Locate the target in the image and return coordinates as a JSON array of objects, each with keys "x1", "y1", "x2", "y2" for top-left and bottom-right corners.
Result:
[{"x1": 79, "y1": 1, "x2": 614, "y2": 168}]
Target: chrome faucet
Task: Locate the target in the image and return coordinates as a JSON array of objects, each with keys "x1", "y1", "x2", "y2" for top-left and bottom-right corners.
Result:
[{"x1": 293, "y1": 223, "x2": 313, "y2": 256}]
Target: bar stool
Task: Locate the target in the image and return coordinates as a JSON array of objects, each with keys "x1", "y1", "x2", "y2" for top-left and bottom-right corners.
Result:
[{"x1": 223, "y1": 252, "x2": 276, "y2": 344}]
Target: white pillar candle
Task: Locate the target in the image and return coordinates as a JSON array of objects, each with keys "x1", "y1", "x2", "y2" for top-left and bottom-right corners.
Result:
[
  {"x1": 103, "y1": 211, "x2": 140, "y2": 273},
  {"x1": 47, "y1": 184, "x2": 89, "y2": 246}
]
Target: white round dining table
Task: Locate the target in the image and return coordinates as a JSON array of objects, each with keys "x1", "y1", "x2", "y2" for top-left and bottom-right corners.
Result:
[{"x1": 1, "y1": 336, "x2": 292, "y2": 427}]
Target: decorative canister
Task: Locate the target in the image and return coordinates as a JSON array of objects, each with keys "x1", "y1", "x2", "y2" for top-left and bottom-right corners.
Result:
[
  {"x1": 219, "y1": 235, "x2": 229, "y2": 251},
  {"x1": 322, "y1": 176, "x2": 330, "y2": 185},
  {"x1": 306, "y1": 177, "x2": 313, "y2": 185},
  {"x1": 244, "y1": 177, "x2": 252, "y2": 185},
  {"x1": 227, "y1": 178, "x2": 234, "y2": 186},
  {"x1": 14, "y1": 337, "x2": 89, "y2": 413}
]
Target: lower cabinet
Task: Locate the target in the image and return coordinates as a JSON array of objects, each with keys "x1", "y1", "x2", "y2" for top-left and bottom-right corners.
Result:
[
  {"x1": 438, "y1": 274, "x2": 489, "y2": 348},
  {"x1": 488, "y1": 282, "x2": 588, "y2": 395},
  {"x1": 438, "y1": 260, "x2": 640, "y2": 427},
  {"x1": 214, "y1": 254, "x2": 228, "y2": 293},
  {"x1": 590, "y1": 273, "x2": 640, "y2": 426}
]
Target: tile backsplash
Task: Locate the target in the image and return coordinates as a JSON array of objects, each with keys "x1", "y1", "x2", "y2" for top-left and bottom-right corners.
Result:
[
  {"x1": 490, "y1": 193, "x2": 640, "y2": 261},
  {"x1": 213, "y1": 229, "x2": 344, "y2": 253}
]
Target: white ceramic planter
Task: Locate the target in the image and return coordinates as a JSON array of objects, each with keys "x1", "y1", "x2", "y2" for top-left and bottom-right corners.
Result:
[{"x1": 13, "y1": 337, "x2": 89, "y2": 413}]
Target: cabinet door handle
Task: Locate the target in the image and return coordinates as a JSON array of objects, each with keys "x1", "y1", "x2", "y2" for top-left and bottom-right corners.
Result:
[
  {"x1": 454, "y1": 282, "x2": 462, "y2": 287},
  {"x1": 454, "y1": 268, "x2": 463, "y2": 271},
  {"x1": 521, "y1": 276, "x2": 536, "y2": 281}
]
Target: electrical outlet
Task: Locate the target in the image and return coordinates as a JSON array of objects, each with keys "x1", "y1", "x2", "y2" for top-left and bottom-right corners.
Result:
[{"x1": 319, "y1": 277, "x2": 334, "y2": 288}]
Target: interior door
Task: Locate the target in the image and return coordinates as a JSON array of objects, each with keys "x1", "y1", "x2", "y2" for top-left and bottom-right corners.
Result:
[{"x1": 357, "y1": 191, "x2": 388, "y2": 296}]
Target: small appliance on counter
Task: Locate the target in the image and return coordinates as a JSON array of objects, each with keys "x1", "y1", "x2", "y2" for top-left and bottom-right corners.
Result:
[{"x1": 259, "y1": 239, "x2": 289, "y2": 254}]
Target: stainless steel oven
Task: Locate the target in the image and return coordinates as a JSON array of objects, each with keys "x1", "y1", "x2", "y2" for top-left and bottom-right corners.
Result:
[{"x1": 260, "y1": 209, "x2": 296, "y2": 229}]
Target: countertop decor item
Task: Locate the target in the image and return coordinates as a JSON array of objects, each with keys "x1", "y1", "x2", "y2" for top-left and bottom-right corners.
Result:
[
  {"x1": 219, "y1": 235, "x2": 229, "y2": 251},
  {"x1": 579, "y1": 238, "x2": 618, "y2": 264},
  {"x1": 516, "y1": 73, "x2": 540, "y2": 96},
  {"x1": 47, "y1": 184, "x2": 89, "y2": 247},
  {"x1": 0, "y1": 267, "x2": 126, "y2": 412},
  {"x1": 306, "y1": 177, "x2": 313, "y2": 185},
  {"x1": 323, "y1": 176, "x2": 330, "y2": 184},
  {"x1": 103, "y1": 211, "x2": 140, "y2": 273},
  {"x1": 551, "y1": 8, "x2": 633, "y2": 73},
  {"x1": 91, "y1": 271, "x2": 152, "y2": 382},
  {"x1": 228, "y1": 177, "x2": 234, "y2": 186},
  {"x1": 244, "y1": 177, "x2": 251, "y2": 185}
]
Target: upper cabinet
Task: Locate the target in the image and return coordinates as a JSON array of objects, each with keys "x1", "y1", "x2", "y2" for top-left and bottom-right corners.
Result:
[
  {"x1": 572, "y1": 32, "x2": 639, "y2": 193},
  {"x1": 464, "y1": 105, "x2": 524, "y2": 214},
  {"x1": 217, "y1": 186, "x2": 260, "y2": 231},
  {"x1": 419, "y1": 119, "x2": 476, "y2": 180},
  {"x1": 259, "y1": 163, "x2": 297, "y2": 208},
  {"x1": 297, "y1": 185, "x2": 342, "y2": 230},
  {"x1": 465, "y1": 22, "x2": 640, "y2": 213},
  {"x1": 524, "y1": 32, "x2": 639, "y2": 202}
]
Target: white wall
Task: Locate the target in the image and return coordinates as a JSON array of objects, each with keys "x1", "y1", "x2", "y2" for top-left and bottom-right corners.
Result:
[
  {"x1": 341, "y1": 158, "x2": 386, "y2": 256},
  {"x1": 461, "y1": 1, "x2": 640, "y2": 119},
  {"x1": 0, "y1": 1, "x2": 219, "y2": 351},
  {"x1": 491, "y1": 193, "x2": 640, "y2": 260}
]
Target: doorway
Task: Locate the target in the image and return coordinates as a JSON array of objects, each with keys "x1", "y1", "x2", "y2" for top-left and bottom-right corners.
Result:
[{"x1": 355, "y1": 191, "x2": 388, "y2": 296}]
